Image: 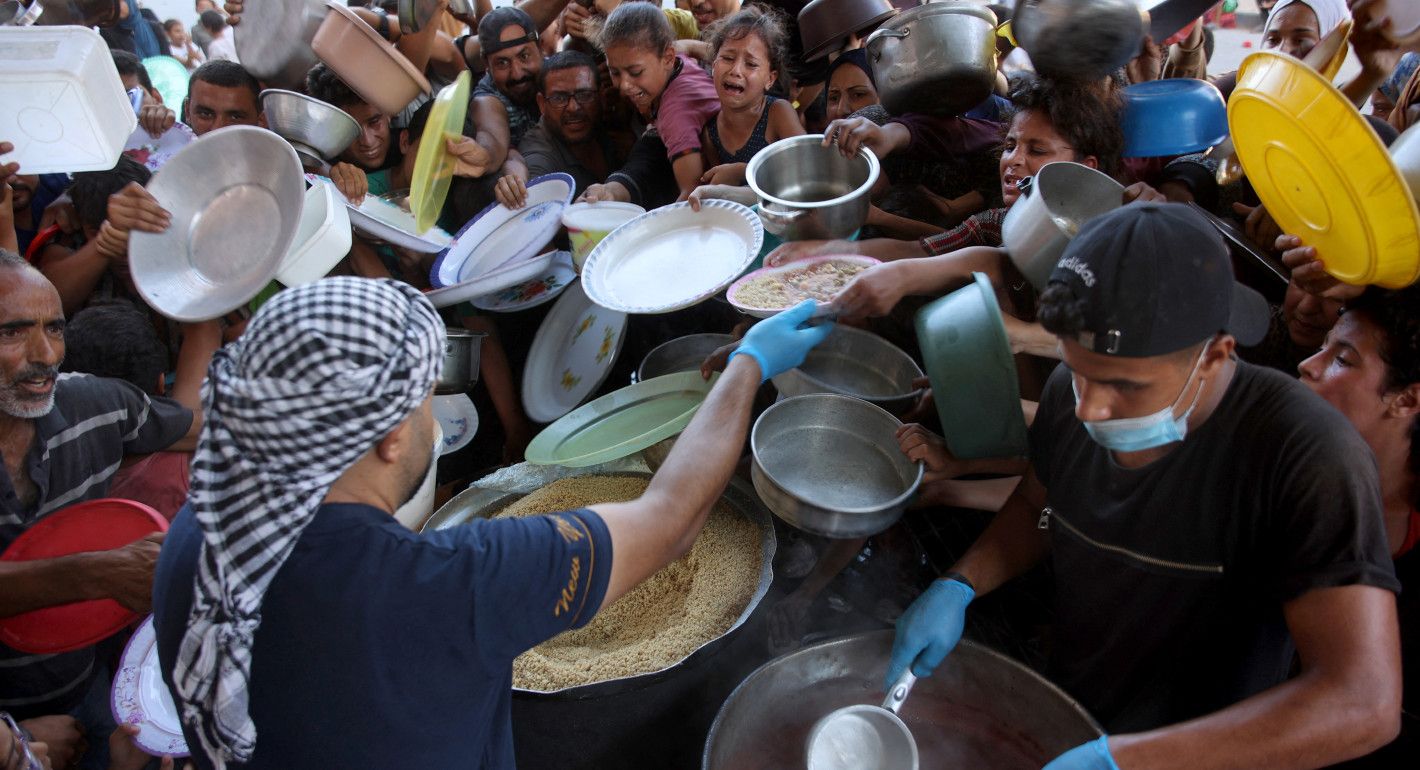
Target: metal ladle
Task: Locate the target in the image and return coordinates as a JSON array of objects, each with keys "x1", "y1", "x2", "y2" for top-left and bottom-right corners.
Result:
[{"x1": 805, "y1": 670, "x2": 919, "y2": 770}]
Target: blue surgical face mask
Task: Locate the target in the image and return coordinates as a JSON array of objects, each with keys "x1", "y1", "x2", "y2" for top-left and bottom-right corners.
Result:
[{"x1": 1072, "y1": 346, "x2": 1209, "y2": 453}]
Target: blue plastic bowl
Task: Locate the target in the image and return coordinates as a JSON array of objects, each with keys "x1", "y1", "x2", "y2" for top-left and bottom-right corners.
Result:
[{"x1": 1121, "y1": 78, "x2": 1228, "y2": 158}]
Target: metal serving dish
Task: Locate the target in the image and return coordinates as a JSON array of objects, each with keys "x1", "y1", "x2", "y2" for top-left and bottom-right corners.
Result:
[
  {"x1": 422, "y1": 471, "x2": 776, "y2": 698},
  {"x1": 129, "y1": 125, "x2": 304, "y2": 322},
  {"x1": 865, "y1": 1, "x2": 999, "y2": 117},
  {"x1": 798, "y1": 0, "x2": 898, "y2": 62},
  {"x1": 261, "y1": 89, "x2": 361, "y2": 166},
  {"x1": 236, "y1": 0, "x2": 328, "y2": 90},
  {"x1": 747, "y1": 135, "x2": 880, "y2": 242},
  {"x1": 751, "y1": 394, "x2": 922, "y2": 539},
  {"x1": 703, "y1": 631, "x2": 1102, "y2": 769},
  {"x1": 771, "y1": 326, "x2": 923, "y2": 417}
]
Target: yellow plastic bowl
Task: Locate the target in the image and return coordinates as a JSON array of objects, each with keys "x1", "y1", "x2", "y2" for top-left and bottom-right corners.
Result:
[{"x1": 1229, "y1": 51, "x2": 1420, "y2": 288}]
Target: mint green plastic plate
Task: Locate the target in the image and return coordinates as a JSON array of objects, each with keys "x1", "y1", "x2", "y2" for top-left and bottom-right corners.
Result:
[
  {"x1": 525, "y1": 371, "x2": 719, "y2": 467},
  {"x1": 915, "y1": 272, "x2": 1029, "y2": 459}
]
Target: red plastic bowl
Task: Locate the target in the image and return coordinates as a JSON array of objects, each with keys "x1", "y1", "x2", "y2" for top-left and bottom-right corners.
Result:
[{"x1": 0, "y1": 498, "x2": 168, "y2": 654}]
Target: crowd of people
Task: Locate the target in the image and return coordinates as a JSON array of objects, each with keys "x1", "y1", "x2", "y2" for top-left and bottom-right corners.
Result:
[{"x1": 2, "y1": 0, "x2": 1420, "y2": 767}]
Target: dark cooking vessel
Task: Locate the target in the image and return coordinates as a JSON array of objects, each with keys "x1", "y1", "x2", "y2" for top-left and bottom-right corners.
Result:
[{"x1": 704, "y1": 631, "x2": 1102, "y2": 769}]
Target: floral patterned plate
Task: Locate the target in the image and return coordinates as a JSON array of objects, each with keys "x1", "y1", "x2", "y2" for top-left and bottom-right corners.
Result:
[
  {"x1": 521, "y1": 279, "x2": 627, "y2": 424},
  {"x1": 471, "y1": 250, "x2": 576, "y2": 312},
  {"x1": 432, "y1": 393, "x2": 478, "y2": 455},
  {"x1": 110, "y1": 616, "x2": 189, "y2": 758}
]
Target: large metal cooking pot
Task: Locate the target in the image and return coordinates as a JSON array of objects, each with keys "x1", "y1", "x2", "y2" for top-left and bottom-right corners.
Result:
[
  {"x1": 751, "y1": 394, "x2": 922, "y2": 538},
  {"x1": 236, "y1": 0, "x2": 329, "y2": 90},
  {"x1": 436, "y1": 328, "x2": 486, "y2": 394},
  {"x1": 703, "y1": 631, "x2": 1102, "y2": 769},
  {"x1": 770, "y1": 326, "x2": 924, "y2": 417},
  {"x1": 747, "y1": 135, "x2": 879, "y2": 242},
  {"x1": 864, "y1": 1, "x2": 999, "y2": 117},
  {"x1": 422, "y1": 471, "x2": 777, "y2": 698},
  {"x1": 1001, "y1": 161, "x2": 1125, "y2": 289},
  {"x1": 1013, "y1": 0, "x2": 1145, "y2": 81}
]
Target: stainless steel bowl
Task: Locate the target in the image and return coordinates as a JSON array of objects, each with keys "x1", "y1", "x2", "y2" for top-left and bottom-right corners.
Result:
[
  {"x1": 751, "y1": 394, "x2": 922, "y2": 539},
  {"x1": 236, "y1": 0, "x2": 328, "y2": 89},
  {"x1": 865, "y1": 1, "x2": 999, "y2": 117},
  {"x1": 771, "y1": 326, "x2": 923, "y2": 417},
  {"x1": 635, "y1": 333, "x2": 736, "y2": 383},
  {"x1": 703, "y1": 631, "x2": 1102, "y2": 770},
  {"x1": 747, "y1": 135, "x2": 880, "y2": 242},
  {"x1": 261, "y1": 89, "x2": 361, "y2": 163},
  {"x1": 129, "y1": 126, "x2": 305, "y2": 322},
  {"x1": 436, "y1": 328, "x2": 486, "y2": 394},
  {"x1": 422, "y1": 471, "x2": 777, "y2": 698}
]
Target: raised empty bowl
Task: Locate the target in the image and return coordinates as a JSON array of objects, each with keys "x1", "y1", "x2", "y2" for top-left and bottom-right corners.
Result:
[
  {"x1": 914, "y1": 273, "x2": 1028, "y2": 460},
  {"x1": 636, "y1": 333, "x2": 736, "y2": 383},
  {"x1": 798, "y1": 0, "x2": 898, "y2": 62},
  {"x1": 771, "y1": 326, "x2": 923, "y2": 417},
  {"x1": 130, "y1": 125, "x2": 304, "y2": 322},
  {"x1": 1120, "y1": 78, "x2": 1228, "y2": 158},
  {"x1": 311, "y1": 0, "x2": 431, "y2": 116},
  {"x1": 276, "y1": 181, "x2": 353, "y2": 286},
  {"x1": 1002, "y1": 160, "x2": 1124, "y2": 289},
  {"x1": 261, "y1": 89, "x2": 361, "y2": 163},
  {"x1": 751, "y1": 393, "x2": 922, "y2": 539}
]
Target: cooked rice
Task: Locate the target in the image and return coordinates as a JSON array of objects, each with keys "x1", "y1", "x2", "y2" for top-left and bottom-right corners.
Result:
[
  {"x1": 735, "y1": 259, "x2": 870, "y2": 309},
  {"x1": 496, "y1": 475, "x2": 762, "y2": 690}
]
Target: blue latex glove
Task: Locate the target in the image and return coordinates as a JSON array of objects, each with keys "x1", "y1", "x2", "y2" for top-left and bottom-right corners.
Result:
[
  {"x1": 729, "y1": 299, "x2": 835, "y2": 382},
  {"x1": 1043, "y1": 737, "x2": 1120, "y2": 770},
  {"x1": 884, "y1": 577, "x2": 974, "y2": 690}
]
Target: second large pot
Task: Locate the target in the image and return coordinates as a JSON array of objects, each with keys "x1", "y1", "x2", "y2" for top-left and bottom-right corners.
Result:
[
  {"x1": 865, "y1": 1, "x2": 999, "y2": 117},
  {"x1": 1000, "y1": 161, "x2": 1124, "y2": 289},
  {"x1": 747, "y1": 135, "x2": 879, "y2": 241}
]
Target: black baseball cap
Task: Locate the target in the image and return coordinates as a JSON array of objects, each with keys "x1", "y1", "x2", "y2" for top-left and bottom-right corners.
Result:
[
  {"x1": 1047, "y1": 202, "x2": 1269, "y2": 357},
  {"x1": 478, "y1": 7, "x2": 539, "y2": 59}
]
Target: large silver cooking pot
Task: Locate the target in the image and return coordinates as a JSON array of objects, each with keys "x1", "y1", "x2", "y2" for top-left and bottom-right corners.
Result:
[
  {"x1": 236, "y1": 0, "x2": 329, "y2": 90},
  {"x1": 703, "y1": 631, "x2": 1102, "y2": 769},
  {"x1": 865, "y1": 2, "x2": 999, "y2": 117},
  {"x1": 747, "y1": 135, "x2": 879, "y2": 242},
  {"x1": 1001, "y1": 161, "x2": 1125, "y2": 289},
  {"x1": 771, "y1": 326, "x2": 924, "y2": 417},
  {"x1": 421, "y1": 471, "x2": 777, "y2": 698},
  {"x1": 436, "y1": 328, "x2": 486, "y2": 394},
  {"x1": 1013, "y1": 0, "x2": 1146, "y2": 81},
  {"x1": 751, "y1": 394, "x2": 922, "y2": 539}
]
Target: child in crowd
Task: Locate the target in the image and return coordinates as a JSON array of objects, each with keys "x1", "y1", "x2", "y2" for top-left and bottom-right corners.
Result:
[
  {"x1": 698, "y1": 6, "x2": 803, "y2": 185},
  {"x1": 598, "y1": 2, "x2": 719, "y2": 198}
]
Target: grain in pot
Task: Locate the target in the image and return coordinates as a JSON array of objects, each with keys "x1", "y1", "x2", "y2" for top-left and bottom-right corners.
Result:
[{"x1": 495, "y1": 475, "x2": 762, "y2": 690}]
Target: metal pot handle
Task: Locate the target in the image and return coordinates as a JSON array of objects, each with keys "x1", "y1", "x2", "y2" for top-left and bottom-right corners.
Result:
[
  {"x1": 864, "y1": 27, "x2": 909, "y2": 62},
  {"x1": 757, "y1": 205, "x2": 808, "y2": 227},
  {"x1": 880, "y1": 669, "x2": 917, "y2": 715}
]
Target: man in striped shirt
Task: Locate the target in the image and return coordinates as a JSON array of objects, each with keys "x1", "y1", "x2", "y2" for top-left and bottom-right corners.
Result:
[{"x1": 0, "y1": 250, "x2": 199, "y2": 740}]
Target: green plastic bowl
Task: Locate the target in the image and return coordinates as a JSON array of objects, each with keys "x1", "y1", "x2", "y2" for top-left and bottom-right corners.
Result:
[{"x1": 914, "y1": 272, "x2": 1029, "y2": 459}]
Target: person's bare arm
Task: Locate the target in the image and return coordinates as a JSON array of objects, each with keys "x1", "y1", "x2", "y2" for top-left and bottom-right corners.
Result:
[
  {"x1": 1107, "y1": 585, "x2": 1401, "y2": 769},
  {"x1": 865, "y1": 206, "x2": 943, "y2": 240},
  {"x1": 949, "y1": 467, "x2": 1050, "y2": 595},
  {"x1": 427, "y1": 31, "x2": 468, "y2": 80},
  {"x1": 469, "y1": 94, "x2": 512, "y2": 173},
  {"x1": 767, "y1": 97, "x2": 806, "y2": 140},
  {"x1": 394, "y1": 0, "x2": 447, "y2": 73},
  {"x1": 592, "y1": 355, "x2": 761, "y2": 604},
  {"x1": 165, "y1": 320, "x2": 222, "y2": 452},
  {"x1": 672, "y1": 153, "x2": 706, "y2": 201},
  {"x1": 38, "y1": 240, "x2": 113, "y2": 316},
  {"x1": 0, "y1": 532, "x2": 166, "y2": 617}
]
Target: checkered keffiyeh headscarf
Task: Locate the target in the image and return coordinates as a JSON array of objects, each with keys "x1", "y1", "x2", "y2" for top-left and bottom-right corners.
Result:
[{"x1": 173, "y1": 278, "x2": 444, "y2": 767}]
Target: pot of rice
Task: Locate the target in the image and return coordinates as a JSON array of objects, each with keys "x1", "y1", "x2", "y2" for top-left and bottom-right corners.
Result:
[{"x1": 423, "y1": 471, "x2": 776, "y2": 698}]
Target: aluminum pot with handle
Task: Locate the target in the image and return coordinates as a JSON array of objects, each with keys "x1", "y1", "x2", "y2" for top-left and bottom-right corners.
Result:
[
  {"x1": 1001, "y1": 161, "x2": 1124, "y2": 289},
  {"x1": 1013, "y1": 0, "x2": 1145, "y2": 81},
  {"x1": 436, "y1": 328, "x2": 486, "y2": 394},
  {"x1": 746, "y1": 135, "x2": 880, "y2": 241},
  {"x1": 864, "y1": 1, "x2": 999, "y2": 117}
]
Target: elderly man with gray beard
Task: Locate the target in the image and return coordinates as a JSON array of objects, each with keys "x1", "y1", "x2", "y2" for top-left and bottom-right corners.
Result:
[{"x1": 0, "y1": 249, "x2": 202, "y2": 764}]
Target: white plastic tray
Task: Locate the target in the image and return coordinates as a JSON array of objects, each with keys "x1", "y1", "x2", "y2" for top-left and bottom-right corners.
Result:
[{"x1": 0, "y1": 26, "x2": 137, "y2": 174}]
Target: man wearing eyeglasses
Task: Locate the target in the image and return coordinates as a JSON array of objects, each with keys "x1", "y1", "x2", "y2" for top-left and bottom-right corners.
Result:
[{"x1": 503, "y1": 50, "x2": 628, "y2": 201}]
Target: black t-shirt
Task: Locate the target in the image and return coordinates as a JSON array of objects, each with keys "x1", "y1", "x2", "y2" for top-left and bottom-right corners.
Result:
[{"x1": 1029, "y1": 361, "x2": 1399, "y2": 732}]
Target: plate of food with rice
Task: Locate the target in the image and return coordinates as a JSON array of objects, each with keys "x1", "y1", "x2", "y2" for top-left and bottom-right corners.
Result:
[{"x1": 726, "y1": 255, "x2": 879, "y2": 318}]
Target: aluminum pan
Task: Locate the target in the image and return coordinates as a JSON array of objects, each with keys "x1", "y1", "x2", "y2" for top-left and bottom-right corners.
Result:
[{"x1": 421, "y1": 471, "x2": 777, "y2": 699}]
